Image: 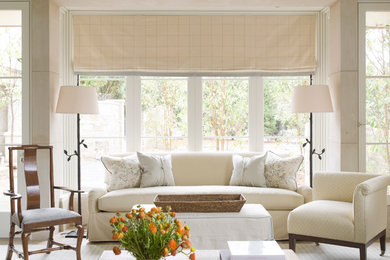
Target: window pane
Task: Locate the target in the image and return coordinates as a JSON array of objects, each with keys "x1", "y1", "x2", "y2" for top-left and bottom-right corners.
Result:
[
  {"x1": 366, "y1": 21, "x2": 390, "y2": 76},
  {"x1": 365, "y1": 13, "x2": 390, "y2": 180},
  {"x1": 263, "y1": 76, "x2": 309, "y2": 186},
  {"x1": 202, "y1": 78, "x2": 249, "y2": 151},
  {"x1": 0, "y1": 10, "x2": 22, "y2": 210},
  {"x1": 0, "y1": 14, "x2": 22, "y2": 77},
  {"x1": 366, "y1": 144, "x2": 389, "y2": 174},
  {"x1": 141, "y1": 77, "x2": 188, "y2": 152},
  {"x1": 80, "y1": 76, "x2": 126, "y2": 188},
  {"x1": 366, "y1": 78, "x2": 390, "y2": 144}
]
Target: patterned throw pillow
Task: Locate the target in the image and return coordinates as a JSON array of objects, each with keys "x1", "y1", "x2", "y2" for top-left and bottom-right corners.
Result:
[
  {"x1": 101, "y1": 155, "x2": 141, "y2": 191},
  {"x1": 264, "y1": 151, "x2": 303, "y2": 191},
  {"x1": 137, "y1": 152, "x2": 175, "y2": 188},
  {"x1": 229, "y1": 154, "x2": 267, "y2": 187}
]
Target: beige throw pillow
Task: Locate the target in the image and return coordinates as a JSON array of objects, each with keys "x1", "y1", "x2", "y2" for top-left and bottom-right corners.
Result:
[
  {"x1": 264, "y1": 151, "x2": 303, "y2": 191},
  {"x1": 230, "y1": 154, "x2": 267, "y2": 187},
  {"x1": 101, "y1": 155, "x2": 141, "y2": 191},
  {"x1": 137, "y1": 152, "x2": 175, "y2": 188}
]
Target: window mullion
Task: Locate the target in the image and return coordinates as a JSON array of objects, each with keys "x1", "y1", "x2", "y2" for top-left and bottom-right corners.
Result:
[
  {"x1": 126, "y1": 76, "x2": 141, "y2": 152},
  {"x1": 249, "y1": 77, "x2": 264, "y2": 152},
  {"x1": 188, "y1": 77, "x2": 202, "y2": 151}
]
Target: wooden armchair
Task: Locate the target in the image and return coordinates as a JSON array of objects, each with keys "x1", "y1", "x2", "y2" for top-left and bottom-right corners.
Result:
[{"x1": 4, "y1": 145, "x2": 84, "y2": 260}]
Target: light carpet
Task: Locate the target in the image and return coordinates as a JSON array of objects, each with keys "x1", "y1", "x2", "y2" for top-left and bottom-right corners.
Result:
[{"x1": 0, "y1": 232, "x2": 390, "y2": 259}]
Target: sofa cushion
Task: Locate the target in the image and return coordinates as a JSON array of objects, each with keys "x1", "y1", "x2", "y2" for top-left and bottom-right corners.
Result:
[
  {"x1": 97, "y1": 185, "x2": 304, "y2": 212},
  {"x1": 101, "y1": 155, "x2": 141, "y2": 191},
  {"x1": 137, "y1": 152, "x2": 175, "y2": 188},
  {"x1": 230, "y1": 153, "x2": 267, "y2": 187},
  {"x1": 287, "y1": 200, "x2": 354, "y2": 242}
]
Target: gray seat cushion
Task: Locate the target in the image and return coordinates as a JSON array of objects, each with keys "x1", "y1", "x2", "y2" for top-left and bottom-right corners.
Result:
[{"x1": 13, "y1": 208, "x2": 80, "y2": 226}]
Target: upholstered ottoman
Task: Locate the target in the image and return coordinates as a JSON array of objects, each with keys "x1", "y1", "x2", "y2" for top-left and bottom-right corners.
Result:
[{"x1": 135, "y1": 204, "x2": 273, "y2": 250}]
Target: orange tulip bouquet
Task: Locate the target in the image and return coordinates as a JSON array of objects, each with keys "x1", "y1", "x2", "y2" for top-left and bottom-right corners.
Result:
[{"x1": 110, "y1": 205, "x2": 195, "y2": 260}]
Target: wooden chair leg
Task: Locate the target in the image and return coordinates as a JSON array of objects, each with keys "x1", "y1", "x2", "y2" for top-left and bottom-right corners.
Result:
[
  {"x1": 289, "y1": 234, "x2": 296, "y2": 252},
  {"x1": 46, "y1": 226, "x2": 55, "y2": 253},
  {"x1": 21, "y1": 232, "x2": 30, "y2": 260},
  {"x1": 6, "y1": 223, "x2": 15, "y2": 260},
  {"x1": 76, "y1": 224, "x2": 84, "y2": 260},
  {"x1": 380, "y1": 232, "x2": 386, "y2": 256},
  {"x1": 359, "y1": 244, "x2": 367, "y2": 260}
]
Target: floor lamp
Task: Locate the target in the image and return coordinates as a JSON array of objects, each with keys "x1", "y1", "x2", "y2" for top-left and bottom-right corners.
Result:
[
  {"x1": 292, "y1": 82, "x2": 333, "y2": 187},
  {"x1": 56, "y1": 85, "x2": 99, "y2": 236}
]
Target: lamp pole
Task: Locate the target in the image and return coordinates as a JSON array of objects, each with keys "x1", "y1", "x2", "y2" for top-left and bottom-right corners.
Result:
[
  {"x1": 76, "y1": 113, "x2": 81, "y2": 215},
  {"x1": 309, "y1": 75, "x2": 313, "y2": 187},
  {"x1": 76, "y1": 74, "x2": 82, "y2": 215}
]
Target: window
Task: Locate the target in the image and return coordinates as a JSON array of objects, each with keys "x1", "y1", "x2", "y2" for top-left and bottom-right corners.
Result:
[
  {"x1": 79, "y1": 76, "x2": 126, "y2": 187},
  {"x1": 76, "y1": 75, "x2": 310, "y2": 187},
  {"x1": 263, "y1": 76, "x2": 310, "y2": 185},
  {"x1": 202, "y1": 78, "x2": 249, "y2": 151},
  {"x1": 0, "y1": 9, "x2": 26, "y2": 210},
  {"x1": 364, "y1": 12, "x2": 390, "y2": 175},
  {"x1": 141, "y1": 77, "x2": 188, "y2": 152}
]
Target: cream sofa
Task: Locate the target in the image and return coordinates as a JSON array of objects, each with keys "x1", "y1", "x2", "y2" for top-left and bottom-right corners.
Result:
[
  {"x1": 288, "y1": 172, "x2": 390, "y2": 260},
  {"x1": 88, "y1": 152, "x2": 312, "y2": 242}
]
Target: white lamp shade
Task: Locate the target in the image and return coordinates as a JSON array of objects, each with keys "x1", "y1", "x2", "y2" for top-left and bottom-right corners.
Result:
[
  {"x1": 56, "y1": 86, "x2": 99, "y2": 114},
  {"x1": 292, "y1": 85, "x2": 333, "y2": 113}
]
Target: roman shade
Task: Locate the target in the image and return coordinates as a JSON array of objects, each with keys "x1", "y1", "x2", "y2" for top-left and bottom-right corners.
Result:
[{"x1": 73, "y1": 15, "x2": 317, "y2": 73}]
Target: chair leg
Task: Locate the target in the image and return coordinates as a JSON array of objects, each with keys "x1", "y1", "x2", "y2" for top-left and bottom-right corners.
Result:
[
  {"x1": 380, "y1": 232, "x2": 386, "y2": 256},
  {"x1": 359, "y1": 244, "x2": 367, "y2": 260},
  {"x1": 21, "y1": 232, "x2": 30, "y2": 260},
  {"x1": 6, "y1": 223, "x2": 15, "y2": 260},
  {"x1": 289, "y1": 234, "x2": 296, "y2": 252},
  {"x1": 76, "y1": 224, "x2": 84, "y2": 260},
  {"x1": 46, "y1": 226, "x2": 55, "y2": 253}
]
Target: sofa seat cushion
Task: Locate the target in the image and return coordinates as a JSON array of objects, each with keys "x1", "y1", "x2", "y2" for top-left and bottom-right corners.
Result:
[
  {"x1": 98, "y1": 185, "x2": 304, "y2": 212},
  {"x1": 287, "y1": 200, "x2": 354, "y2": 242}
]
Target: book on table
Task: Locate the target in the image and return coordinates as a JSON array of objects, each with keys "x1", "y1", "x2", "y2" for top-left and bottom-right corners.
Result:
[{"x1": 220, "y1": 241, "x2": 286, "y2": 260}]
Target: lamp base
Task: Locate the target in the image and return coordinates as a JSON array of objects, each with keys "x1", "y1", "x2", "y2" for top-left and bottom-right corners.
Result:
[{"x1": 65, "y1": 229, "x2": 87, "y2": 238}]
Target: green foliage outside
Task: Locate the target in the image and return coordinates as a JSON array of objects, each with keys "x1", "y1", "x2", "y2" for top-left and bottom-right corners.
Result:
[
  {"x1": 80, "y1": 76, "x2": 126, "y2": 100},
  {"x1": 263, "y1": 77, "x2": 309, "y2": 138},
  {"x1": 141, "y1": 79, "x2": 187, "y2": 151},
  {"x1": 0, "y1": 27, "x2": 22, "y2": 144},
  {"x1": 365, "y1": 27, "x2": 390, "y2": 174},
  {"x1": 202, "y1": 79, "x2": 248, "y2": 151}
]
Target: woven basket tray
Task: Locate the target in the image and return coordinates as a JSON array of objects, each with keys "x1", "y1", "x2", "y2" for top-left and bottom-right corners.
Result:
[{"x1": 153, "y1": 194, "x2": 246, "y2": 213}]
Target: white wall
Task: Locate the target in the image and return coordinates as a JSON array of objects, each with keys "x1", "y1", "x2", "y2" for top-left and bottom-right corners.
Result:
[{"x1": 328, "y1": 0, "x2": 359, "y2": 172}]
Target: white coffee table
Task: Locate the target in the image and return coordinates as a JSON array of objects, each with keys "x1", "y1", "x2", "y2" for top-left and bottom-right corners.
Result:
[
  {"x1": 99, "y1": 249, "x2": 299, "y2": 260},
  {"x1": 133, "y1": 204, "x2": 273, "y2": 250}
]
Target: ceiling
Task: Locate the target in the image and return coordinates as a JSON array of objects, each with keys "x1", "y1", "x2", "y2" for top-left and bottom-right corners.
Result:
[{"x1": 57, "y1": 0, "x2": 337, "y2": 11}]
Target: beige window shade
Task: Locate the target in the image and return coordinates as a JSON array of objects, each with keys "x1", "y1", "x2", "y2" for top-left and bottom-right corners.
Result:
[{"x1": 73, "y1": 15, "x2": 317, "y2": 73}]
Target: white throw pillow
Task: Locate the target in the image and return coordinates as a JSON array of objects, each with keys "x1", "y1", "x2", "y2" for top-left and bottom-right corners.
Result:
[
  {"x1": 229, "y1": 154, "x2": 267, "y2": 187},
  {"x1": 101, "y1": 155, "x2": 141, "y2": 191},
  {"x1": 137, "y1": 152, "x2": 175, "y2": 188},
  {"x1": 264, "y1": 151, "x2": 303, "y2": 191}
]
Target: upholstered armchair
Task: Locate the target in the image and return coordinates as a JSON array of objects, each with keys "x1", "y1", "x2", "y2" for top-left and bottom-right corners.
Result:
[{"x1": 288, "y1": 171, "x2": 390, "y2": 260}]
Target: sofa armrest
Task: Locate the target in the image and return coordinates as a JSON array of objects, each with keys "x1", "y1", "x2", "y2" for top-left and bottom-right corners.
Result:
[
  {"x1": 88, "y1": 184, "x2": 107, "y2": 214},
  {"x1": 313, "y1": 171, "x2": 379, "y2": 202},
  {"x1": 296, "y1": 185, "x2": 312, "y2": 203},
  {"x1": 353, "y1": 175, "x2": 390, "y2": 243}
]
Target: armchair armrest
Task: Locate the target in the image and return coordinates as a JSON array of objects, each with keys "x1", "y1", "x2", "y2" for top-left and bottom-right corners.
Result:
[
  {"x1": 313, "y1": 171, "x2": 379, "y2": 202},
  {"x1": 296, "y1": 185, "x2": 312, "y2": 203},
  {"x1": 3, "y1": 190, "x2": 23, "y2": 223},
  {"x1": 353, "y1": 175, "x2": 390, "y2": 243},
  {"x1": 88, "y1": 185, "x2": 107, "y2": 214},
  {"x1": 53, "y1": 186, "x2": 84, "y2": 211}
]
